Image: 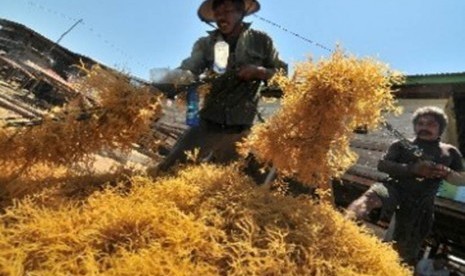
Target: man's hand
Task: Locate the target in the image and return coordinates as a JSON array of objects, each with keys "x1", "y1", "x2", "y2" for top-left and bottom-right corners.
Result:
[
  {"x1": 411, "y1": 160, "x2": 450, "y2": 179},
  {"x1": 446, "y1": 170, "x2": 465, "y2": 186},
  {"x1": 237, "y1": 65, "x2": 271, "y2": 81}
]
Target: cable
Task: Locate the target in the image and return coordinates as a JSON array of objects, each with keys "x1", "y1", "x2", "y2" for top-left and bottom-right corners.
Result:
[
  {"x1": 23, "y1": 0, "x2": 151, "y2": 73},
  {"x1": 253, "y1": 14, "x2": 333, "y2": 53}
]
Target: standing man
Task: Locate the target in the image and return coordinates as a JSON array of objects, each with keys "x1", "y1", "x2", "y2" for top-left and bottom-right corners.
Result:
[
  {"x1": 346, "y1": 106, "x2": 465, "y2": 265},
  {"x1": 149, "y1": 0, "x2": 286, "y2": 174}
]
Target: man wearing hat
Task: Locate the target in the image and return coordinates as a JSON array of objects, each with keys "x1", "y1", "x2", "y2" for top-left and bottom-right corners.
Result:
[{"x1": 151, "y1": 0, "x2": 287, "y2": 173}]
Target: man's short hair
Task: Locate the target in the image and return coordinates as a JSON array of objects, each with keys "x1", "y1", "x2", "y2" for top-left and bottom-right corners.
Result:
[
  {"x1": 212, "y1": 0, "x2": 246, "y2": 13},
  {"x1": 412, "y1": 106, "x2": 448, "y2": 135}
]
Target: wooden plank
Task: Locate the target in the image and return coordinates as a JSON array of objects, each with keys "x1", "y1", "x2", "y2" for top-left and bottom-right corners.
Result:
[{"x1": 0, "y1": 96, "x2": 37, "y2": 119}]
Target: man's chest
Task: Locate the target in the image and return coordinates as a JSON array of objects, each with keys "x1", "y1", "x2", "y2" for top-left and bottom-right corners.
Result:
[{"x1": 397, "y1": 143, "x2": 453, "y2": 166}]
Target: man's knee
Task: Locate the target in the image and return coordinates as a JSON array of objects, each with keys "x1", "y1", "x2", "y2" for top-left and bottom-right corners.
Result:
[{"x1": 346, "y1": 189, "x2": 383, "y2": 220}]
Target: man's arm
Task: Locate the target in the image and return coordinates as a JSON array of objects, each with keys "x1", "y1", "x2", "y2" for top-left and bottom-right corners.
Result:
[
  {"x1": 446, "y1": 170, "x2": 465, "y2": 186},
  {"x1": 179, "y1": 37, "x2": 209, "y2": 76},
  {"x1": 155, "y1": 38, "x2": 208, "y2": 87},
  {"x1": 445, "y1": 147, "x2": 465, "y2": 186},
  {"x1": 377, "y1": 141, "x2": 414, "y2": 177},
  {"x1": 237, "y1": 65, "x2": 275, "y2": 81},
  {"x1": 237, "y1": 31, "x2": 287, "y2": 81},
  {"x1": 262, "y1": 33, "x2": 288, "y2": 75},
  {"x1": 380, "y1": 159, "x2": 453, "y2": 179},
  {"x1": 378, "y1": 141, "x2": 455, "y2": 179}
]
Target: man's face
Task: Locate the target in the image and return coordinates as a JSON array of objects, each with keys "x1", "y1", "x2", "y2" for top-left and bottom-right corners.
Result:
[
  {"x1": 213, "y1": 1, "x2": 243, "y2": 35},
  {"x1": 414, "y1": 114, "x2": 441, "y2": 141}
]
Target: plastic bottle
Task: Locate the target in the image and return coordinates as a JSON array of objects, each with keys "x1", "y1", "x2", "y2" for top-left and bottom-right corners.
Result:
[
  {"x1": 186, "y1": 86, "x2": 200, "y2": 126},
  {"x1": 213, "y1": 41, "x2": 229, "y2": 74}
]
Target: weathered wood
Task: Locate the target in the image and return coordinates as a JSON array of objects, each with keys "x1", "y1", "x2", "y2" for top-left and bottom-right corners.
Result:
[
  {"x1": 0, "y1": 92, "x2": 44, "y2": 117},
  {"x1": 0, "y1": 95, "x2": 37, "y2": 119}
]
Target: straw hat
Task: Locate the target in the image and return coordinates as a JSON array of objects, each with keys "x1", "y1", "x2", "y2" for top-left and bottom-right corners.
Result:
[{"x1": 197, "y1": 0, "x2": 260, "y2": 22}]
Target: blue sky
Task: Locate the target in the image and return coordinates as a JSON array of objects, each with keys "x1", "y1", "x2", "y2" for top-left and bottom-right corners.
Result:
[{"x1": 1, "y1": 0, "x2": 465, "y2": 80}]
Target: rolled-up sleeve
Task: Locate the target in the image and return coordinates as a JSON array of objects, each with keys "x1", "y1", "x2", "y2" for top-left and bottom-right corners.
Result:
[
  {"x1": 263, "y1": 36, "x2": 287, "y2": 74},
  {"x1": 449, "y1": 147, "x2": 464, "y2": 172},
  {"x1": 377, "y1": 141, "x2": 414, "y2": 177},
  {"x1": 180, "y1": 37, "x2": 209, "y2": 75}
]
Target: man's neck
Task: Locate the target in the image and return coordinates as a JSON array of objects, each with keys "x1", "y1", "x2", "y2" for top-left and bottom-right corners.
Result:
[
  {"x1": 222, "y1": 22, "x2": 244, "y2": 42},
  {"x1": 415, "y1": 137, "x2": 440, "y2": 144}
]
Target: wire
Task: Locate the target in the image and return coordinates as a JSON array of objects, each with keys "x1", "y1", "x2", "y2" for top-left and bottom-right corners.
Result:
[
  {"x1": 253, "y1": 14, "x2": 333, "y2": 53},
  {"x1": 23, "y1": 0, "x2": 151, "y2": 73}
]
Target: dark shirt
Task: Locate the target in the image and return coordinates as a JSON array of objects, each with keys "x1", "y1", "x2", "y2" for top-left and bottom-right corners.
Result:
[
  {"x1": 179, "y1": 23, "x2": 286, "y2": 126},
  {"x1": 378, "y1": 138, "x2": 464, "y2": 198}
]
